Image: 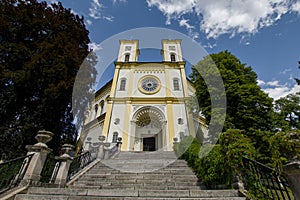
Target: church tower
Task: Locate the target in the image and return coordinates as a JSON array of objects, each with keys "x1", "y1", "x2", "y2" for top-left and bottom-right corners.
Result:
[
  {"x1": 80, "y1": 39, "x2": 205, "y2": 152},
  {"x1": 161, "y1": 39, "x2": 183, "y2": 62},
  {"x1": 117, "y1": 40, "x2": 139, "y2": 62}
]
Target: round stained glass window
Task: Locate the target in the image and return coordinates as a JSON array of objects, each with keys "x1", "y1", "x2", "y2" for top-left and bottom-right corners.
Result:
[{"x1": 139, "y1": 76, "x2": 160, "y2": 94}]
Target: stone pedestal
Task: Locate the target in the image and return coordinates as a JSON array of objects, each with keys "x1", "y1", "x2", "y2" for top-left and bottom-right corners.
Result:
[
  {"x1": 54, "y1": 144, "x2": 74, "y2": 187},
  {"x1": 22, "y1": 130, "x2": 53, "y2": 183},
  {"x1": 104, "y1": 143, "x2": 111, "y2": 159},
  {"x1": 283, "y1": 161, "x2": 300, "y2": 200},
  {"x1": 54, "y1": 156, "x2": 73, "y2": 186},
  {"x1": 97, "y1": 136, "x2": 105, "y2": 159}
]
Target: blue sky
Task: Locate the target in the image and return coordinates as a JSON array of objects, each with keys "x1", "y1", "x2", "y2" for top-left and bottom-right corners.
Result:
[{"x1": 45, "y1": 0, "x2": 300, "y2": 100}]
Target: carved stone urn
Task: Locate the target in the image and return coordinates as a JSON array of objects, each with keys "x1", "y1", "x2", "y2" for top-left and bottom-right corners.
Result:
[
  {"x1": 61, "y1": 144, "x2": 74, "y2": 155},
  {"x1": 34, "y1": 130, "x2": 54, "y2": 148}
]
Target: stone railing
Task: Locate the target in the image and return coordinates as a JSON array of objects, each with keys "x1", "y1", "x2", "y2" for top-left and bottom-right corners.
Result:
[
  {"x1": 84, "y1": 135, "x2": 122, "y2": 159},
  {"x1": 0, "y1": 130, "x2": 122, "y2": 195}
]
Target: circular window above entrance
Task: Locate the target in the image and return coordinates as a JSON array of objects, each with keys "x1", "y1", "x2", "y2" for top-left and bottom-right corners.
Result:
[{"x1": 138, "y1": 75, "x2": 161, "y2": 94}]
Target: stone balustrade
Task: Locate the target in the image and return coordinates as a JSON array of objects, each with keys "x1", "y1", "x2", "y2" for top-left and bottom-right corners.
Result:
[{"x1": 8, "y1": 131, "x2": 122, "y2": 189}]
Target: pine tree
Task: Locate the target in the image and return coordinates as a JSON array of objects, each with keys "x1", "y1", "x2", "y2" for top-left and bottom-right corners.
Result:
[{"x1": 0, "y1": 0, "x2": 97, "y2": 158}]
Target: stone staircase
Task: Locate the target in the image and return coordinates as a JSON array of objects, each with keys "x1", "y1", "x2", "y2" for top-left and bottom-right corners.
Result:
[{"x1": 14, "y1": 151, "x2": 245, "y2": 199}]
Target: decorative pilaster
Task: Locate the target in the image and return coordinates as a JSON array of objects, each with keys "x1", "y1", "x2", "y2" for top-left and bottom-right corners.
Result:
[{"x1": 54, "y1": 144, "x2": 74, "y2": 187}]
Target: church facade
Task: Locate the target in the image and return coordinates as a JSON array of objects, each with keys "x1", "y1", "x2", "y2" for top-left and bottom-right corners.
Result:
[{"x1": 80, "y1": 39, "x2": 208, "y2": 151}]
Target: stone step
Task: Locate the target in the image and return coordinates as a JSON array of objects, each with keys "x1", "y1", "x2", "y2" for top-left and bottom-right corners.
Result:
[
  {"x1": 79, "y1": 174, "x2": 198, "y2": 179},
  {"x1": 14, "y1": 151, "x2": 245, "y2": 200},
  {"x1": 83, "y1": 171, "x2": 195, "y2": 176},
  {"x1": 115, "y1": 151, "x2": 177, "y2": 157},
  {"x1": 68, "y1": 184, "x2": 206, "y2": 191},
  {"x1": 73, "y1": 181, "x2": 202, "y2": 188},
  {"x1": 15, "y1": 195, "x2": 245, "y2": 200},
  {"x1": 17, "y1": 187, "x2": 243, "y2": 198}
]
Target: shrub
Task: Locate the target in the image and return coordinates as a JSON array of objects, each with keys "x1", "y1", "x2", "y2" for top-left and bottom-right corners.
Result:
[
  {"x1": 175, "y1": 129, "x2": 256, "y2": 188},
  {"x1": 196, "y1": 144, "x2": 228, "y2": 187}
]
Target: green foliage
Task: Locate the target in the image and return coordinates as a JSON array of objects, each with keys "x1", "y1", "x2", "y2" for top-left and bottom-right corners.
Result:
[
  {"x1": 176, "y1": 130, "x2": 300, "y2": 191},
  {"x1": 0, "y1": 0, "x2": 97, "y2": 158},
  {"x1": 180, "y1": 136, "x2": 201, "y2": 169},
  {"x1": 243, "y1": 130, "x2": 274, "y2": 164},
  {"x1": 175, "y1": 129, "x2": 256, "y2": 188},
  {"x1": 190, "y1": 51, "x2": 274, "y2": 132},
  {"x1": 188, "y1": 51, "x2": 299, "y2": 197},
  {"x1": 196, "y1": 144, "x2": 229, "y2": 187},
  {"x1": 274, "y1": 93, "x2": 300, "y2": 130},
  {"x1": 173, "y1": 135, "x2": 194, "y2": 158},
  {"x1": 268, "y1": 131, "x2": 300, "y2": 172},
  {"x1": 219, "y1": 129, "x2": 256, "y2": 172}
]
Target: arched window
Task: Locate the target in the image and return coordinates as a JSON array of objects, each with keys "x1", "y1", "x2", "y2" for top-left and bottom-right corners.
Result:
[
  {"x1": 120, "y1": 79, "x2": 126, "y2": 91},
  {"x1": 95, "y1": 104, "x2": 98, "y2": 116},
  {"x1": 170, "y1": 53, "x2": 176, "y2": 62},
  {"x1": 124, "y1": 54, "x2": 130, "y2": 62},
  {"x1": 100, "y1": 100, "x2": 104, "y2": 114},
  {"x1": 173, "y1": 78, "x2": 180, "y2": 91},
  {"x1": 112, "y1": 132, "x2": 118, "y2": 143}
]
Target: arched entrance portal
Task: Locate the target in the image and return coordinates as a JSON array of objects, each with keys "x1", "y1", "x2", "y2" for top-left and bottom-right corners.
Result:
[{"x1": 130, "y1": 106, "x2": 166, "y2": 151}]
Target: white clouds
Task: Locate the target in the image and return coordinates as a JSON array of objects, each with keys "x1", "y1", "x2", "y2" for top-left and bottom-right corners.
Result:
[
  {"x1": 89, "y1": 42, "x2": 102, "y2": 52},
  {"x1": 179, "y1": 18, "x2": 194, "y2": 29},
  {"x1": 89, "y1": 0, "x2": 114, "y2": 21},
  {"x1": 259, "y1": 79, "x2": 300, "y2": 100},
  {"x1": 146, "y1": 0, "x2": 295, "y2": 39},
  {"x1": 257, "y1": 79, "x2": 266, "y2": 86},
  {"x1": 203, "y1": 42, "x2": 217, "y2": 49},
  {"x1": 49, "y1": 0, "x2": 58, "y2": 4},
  {"x1": 103, "y1": 16, "x2": 114, "y2": 22},
  {"x1": 196, "y1": 0, "x2": 289, "y2": 38},
  {"x1": 264, "y1": 83, "x2": 300, "y2": 100},
  {"x1": 113, "y1": 0, "x2": 127, "y2": 4},
  {"x1": 179, "y1": 18, "x2": 199, "y2": 39},
  {"x1": 147, "y1": 0, "x2": 196, "y2": 25},
  {"x1": 89, "y1": 0, "x2": 104, "y2": 19},
  {"x1": 267, "y1": 80, "x2": 281, "y2": 86},
  {"x1": 292, "y1": 1, "x2": 300, "y2": 14},
  {"x1": 86, "y1": 19, "x2": 92, "y2": 26}
]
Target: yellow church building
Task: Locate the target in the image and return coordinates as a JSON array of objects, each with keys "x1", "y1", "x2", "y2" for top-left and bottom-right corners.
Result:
[{"x1": 80, "y1": 39, "x2": 208, "y2": 152}]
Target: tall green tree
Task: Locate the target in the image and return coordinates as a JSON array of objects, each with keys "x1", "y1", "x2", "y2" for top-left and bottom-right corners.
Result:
[
  {"x1": 0, "y1": 0, "x2": 97, "y2": 158},
  {"x1": 190, "y1": 51, "x2": 274, "y2": 132},
  {"x1": 274, "y1": 93, "x2": 300, "y2": 130}
]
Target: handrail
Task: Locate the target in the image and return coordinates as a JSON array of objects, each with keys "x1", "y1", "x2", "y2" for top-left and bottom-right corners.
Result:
[
  {"x1": 0, "y1": 154, "x2": 34, "y2": 194},
  {"x1": 40, "y1": 153, "x2": 58, "y2": 183},
  {"x1": 66, "y1": 151, "x2": 95, "y2": 182},
  {"x1": 242, "y1": 156, "x2": 293, "y2": 200}
]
